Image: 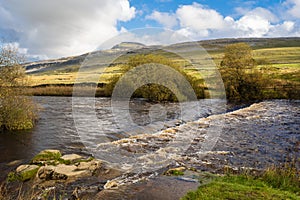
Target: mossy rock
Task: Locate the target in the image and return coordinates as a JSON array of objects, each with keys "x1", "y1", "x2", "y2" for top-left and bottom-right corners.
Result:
[
  {"x1": 7, "y1": 164, "x2": 40, "y2": 182},
  {"x1": 31, "y1": 149, "x2": 62, "y2": 165}
]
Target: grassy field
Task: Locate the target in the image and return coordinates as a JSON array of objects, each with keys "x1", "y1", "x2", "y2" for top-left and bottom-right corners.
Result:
[
  {"x1": 26, "y1": 43, "x2": 300, "y2": 99},
  {"x1": 28, "y1": 47, "x2": 300, "y2": 84}
]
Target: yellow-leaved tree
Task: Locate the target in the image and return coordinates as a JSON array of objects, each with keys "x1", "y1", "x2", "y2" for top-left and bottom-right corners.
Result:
[
  {"x1": 220, "y1": 43, "x2": 265, "y2": 102},
  {"x1": 0, "y1": 44, "x2": 38, "y2": 131}
]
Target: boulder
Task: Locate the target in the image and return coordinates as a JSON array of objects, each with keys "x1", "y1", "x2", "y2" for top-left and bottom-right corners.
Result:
[
  {"x1": 16, "y1": 164, "x2": 40, "y2": 181},
  {"x1": 37, "y1": 160, "x2": 102, "y2": 181},
  {"x1": 31, "y1": 149, "x2": 62, "y2": 164}
]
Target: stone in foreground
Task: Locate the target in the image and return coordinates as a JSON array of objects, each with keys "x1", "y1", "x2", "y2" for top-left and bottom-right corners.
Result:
[{"x1": 37, "y1": 160, "x2": 102, "y2": 180}]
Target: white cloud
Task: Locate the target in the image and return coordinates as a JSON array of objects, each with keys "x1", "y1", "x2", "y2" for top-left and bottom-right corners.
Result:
[
  {"x1": 176, "y1": 3, "x2": 226, "y2": 32},
  {"x1": 235, "y1": 14, "x2": 271, "y2": 37},
  {"x1": 268, "y1": 21, "x2": 296, "y2": 36},
  {"x1": 0, "y1": 0, "x2": 136, "y2": 59},
  {"x1": 147, "y1": 3, "x2": 300, "y2": 40},
  {"x1": 286, "y1": 0, "x2": 300, "y2": 18},
  {"x1": 146, "y1": 11, "x2": 178, "y2": 28}
]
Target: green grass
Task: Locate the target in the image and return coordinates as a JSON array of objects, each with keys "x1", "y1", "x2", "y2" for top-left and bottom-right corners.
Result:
[
  {"x1": 182, "y1": 175, "x2": 299, "y2": 200},
  {"x1": 181, "y1": 165, "x2": 300, "y2": 200}
]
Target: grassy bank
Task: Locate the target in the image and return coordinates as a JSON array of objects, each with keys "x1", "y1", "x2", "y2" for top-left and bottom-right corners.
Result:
[
  {"x1": 24, "y1": 85, "x2": 108, "y2": 97},
  {"x1": 181, "y1": 165, "x2": 300, "y2": 200}
]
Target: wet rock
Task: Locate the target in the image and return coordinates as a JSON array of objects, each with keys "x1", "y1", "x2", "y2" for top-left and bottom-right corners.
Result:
[
  {"x1": 77, "y1": 160, "x2": 102, "y2": 172},
  {"x1": 104, "y1": 180, "x2": 119, "y2": 189},
  {"x1": 61, "y1": 154, "x2": 83, "y2": 163},
  {"x1": 97, "y1": 166, "x2": 123, "y2": 181},
  {"x1": 164, "y1": 166, "x2": 186, "y2": 176},
  {"x1": 176, "y1": 177, "x2": 198, "y2": 183}
]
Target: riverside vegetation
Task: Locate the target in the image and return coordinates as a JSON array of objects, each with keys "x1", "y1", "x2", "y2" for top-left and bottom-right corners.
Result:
[{"x1": 0, "y1": 44, "x2": 38, "y2": 131}]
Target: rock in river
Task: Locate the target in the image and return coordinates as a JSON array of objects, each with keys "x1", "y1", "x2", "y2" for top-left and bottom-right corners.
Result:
[
  {"x1": 37, "y1": 160, "x2": 102, "y2": 181},
  {"x1": 61, "y1": 153, "x2": 83, "y2": 162}
]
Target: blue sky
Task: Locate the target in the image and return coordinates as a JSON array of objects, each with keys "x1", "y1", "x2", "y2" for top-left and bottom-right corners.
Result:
[
  {"x1": 121, "y1": 0, "x2": 281, "y2": 29},
  {"x1": 0, "y1": 0, "x2": 299, "y2": 59}
]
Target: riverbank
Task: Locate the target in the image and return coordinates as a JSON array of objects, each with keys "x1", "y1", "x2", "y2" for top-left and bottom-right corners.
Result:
[{"x1": 23, "y1": 83, "x2": 300, "y2": 100}]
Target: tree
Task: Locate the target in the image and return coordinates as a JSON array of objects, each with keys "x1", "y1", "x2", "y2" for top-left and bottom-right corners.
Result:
[
  {"x1": 220, "y1": 43, "x2": 264, "y2": 102},
  {"x1": 0, "y1": 44, "x2": 37, "y2": 131},
  {"x1": 104, "y1": 54, "x2": 205, "y2": 102}
]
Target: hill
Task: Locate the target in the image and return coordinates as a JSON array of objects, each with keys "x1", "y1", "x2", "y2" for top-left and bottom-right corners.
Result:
[
  {"x1": 24, "y1": 37, "x2": 300, "y2": 76},
  {"x1": 23, "y1": 37, "x2": 300, "y2": 99}
]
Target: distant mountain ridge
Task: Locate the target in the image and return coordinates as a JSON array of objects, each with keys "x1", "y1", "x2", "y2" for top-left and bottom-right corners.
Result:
[{"x1": 24, "y1": 37, "x2": 300, "y2": 74}]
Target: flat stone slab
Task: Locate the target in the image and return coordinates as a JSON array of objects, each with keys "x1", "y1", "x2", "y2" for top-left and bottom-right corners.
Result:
[
  {"x1": 61, "y1": 154, "x2": 83, "y2": 162},
  {"x1": 39, "y1": 149, "x2": 61, "y2": 155},
  {"x1": 16, "y1": 164, "x2": 39, "y2": 173},
  {"x1": 37, "y1": 160, "x2": 102, "y2": 180}
]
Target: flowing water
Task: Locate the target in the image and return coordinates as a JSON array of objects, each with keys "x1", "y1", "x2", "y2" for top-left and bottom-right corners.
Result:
[
  {"x1": 0, "y1": 96, "x2": 225, "y2": 181},
  {"x1": 0, "y1": 97, "x2": 299, "y2": 196}
]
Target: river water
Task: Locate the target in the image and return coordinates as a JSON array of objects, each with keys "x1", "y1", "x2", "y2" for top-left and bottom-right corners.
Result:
[
  {"x1": 0, "y1": 97, "x2": 299, "y2": 184},
  {"x1": 0, "y1": 96, "x2": 225, "y2": 180}
]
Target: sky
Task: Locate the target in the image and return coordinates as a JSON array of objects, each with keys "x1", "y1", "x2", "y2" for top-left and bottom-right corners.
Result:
[{"x1": 0, "y1": 0, "x2": 300, "y2": 60}]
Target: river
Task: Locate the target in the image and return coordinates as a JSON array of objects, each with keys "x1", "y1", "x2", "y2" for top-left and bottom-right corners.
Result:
[
  {"x1": 0, "y1": 97, "x2": 299, "y2": 194},
  {"x1": 0, "y1": 96, "x2": 226, "y2": 181}
]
